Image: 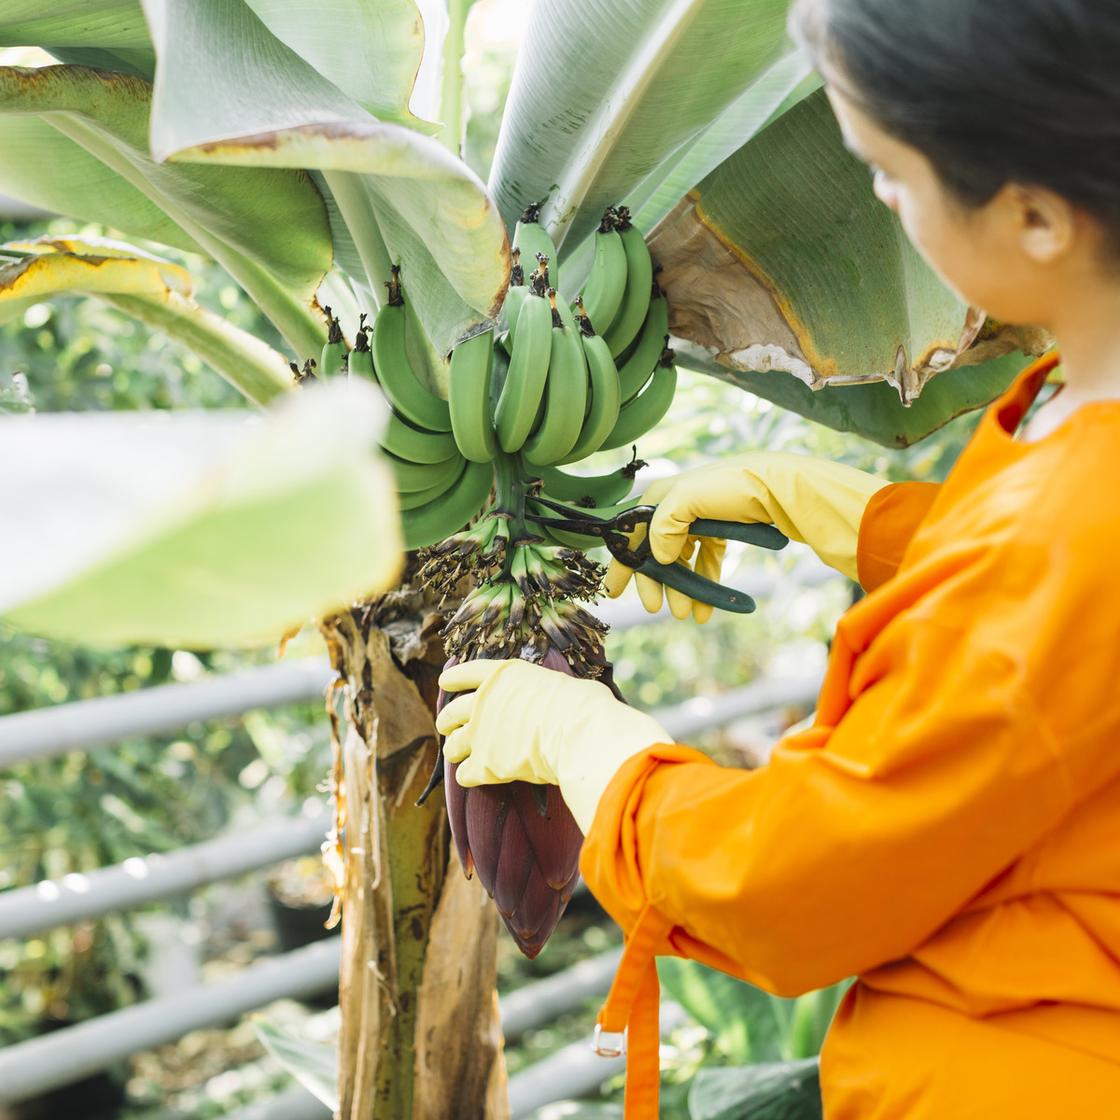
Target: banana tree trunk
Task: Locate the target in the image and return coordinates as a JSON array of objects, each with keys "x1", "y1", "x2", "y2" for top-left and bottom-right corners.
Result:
[{"x1": 320, "y1": 565, "x2": 509, "y2": 1120}]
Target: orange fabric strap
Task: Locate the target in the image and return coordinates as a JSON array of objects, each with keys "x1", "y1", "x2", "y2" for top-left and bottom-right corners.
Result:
[{"x1": 595, "y1": 903, "x2": 675, "y2": 1120}]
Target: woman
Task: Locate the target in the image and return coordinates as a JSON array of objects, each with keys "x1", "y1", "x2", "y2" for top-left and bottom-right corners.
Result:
[{"x1": 438, "y1": 0, "x2": 1120, "y2": 1115}]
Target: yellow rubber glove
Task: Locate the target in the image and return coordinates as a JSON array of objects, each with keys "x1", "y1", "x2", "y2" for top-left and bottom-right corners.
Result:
[
  {"x1": 604, "y1": 451, "x2": 889, "y2": 622},
  {"x1": 437, "y1": 659, "x2": 673, "y2": 834}
]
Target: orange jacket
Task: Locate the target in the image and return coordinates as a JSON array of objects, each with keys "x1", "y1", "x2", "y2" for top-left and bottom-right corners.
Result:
[{"x1": 581, "y1": 353, "x2": 1120, "y2": 1118}]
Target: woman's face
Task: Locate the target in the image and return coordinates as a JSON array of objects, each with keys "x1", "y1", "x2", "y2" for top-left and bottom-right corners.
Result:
[{"x1": 825, "y1": 83, "x2": 1061, "y2": 326}]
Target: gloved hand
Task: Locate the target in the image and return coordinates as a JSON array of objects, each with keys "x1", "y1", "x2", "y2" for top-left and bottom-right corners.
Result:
[
  {"x1": 436, "y1": 659, "x2": 673, "y2": 833},
  {"x1": 604, "y1": 451, "x2": 889, "y2": 622}
]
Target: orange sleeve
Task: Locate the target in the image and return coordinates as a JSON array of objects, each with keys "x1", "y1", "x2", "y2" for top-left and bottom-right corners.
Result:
[
  {"x1": 580, "y1": 541, "x2": 1083, "y2": 998},
  {"x1": 856, "y1": 481, "x2": 941, "y2": 592}
]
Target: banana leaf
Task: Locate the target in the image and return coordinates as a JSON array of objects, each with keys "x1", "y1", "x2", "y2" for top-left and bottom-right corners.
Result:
[
  {"x1": 488, "y1": 0, "x2": 794, "y2": 253},
  {"x1": 140, "y1": 0, "x2": 509, "y2": 356},
  {"x1": 652, "y1": 90, "x2": 1048, "y2": 443},
  {"x1": 0, "y1": 380, "x2": 402, "y2": 648},
  {"x1": 0, "y1": 63, "x2": 332, "y2": 357},
  {"x1": 0, "y1": 2, "x2": 148, "y2": 49},
  {"x1": 238, "y1": 0, "x2": 430, "y2": 128}
]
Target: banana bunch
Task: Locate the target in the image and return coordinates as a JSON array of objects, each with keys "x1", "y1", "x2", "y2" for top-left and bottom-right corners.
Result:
[
  {"x1": 340, "y1": 272, "x2": 494, "y2": 552},
  {"x1": 298, "y1": 204, "x2": 676, "y2": 559},
  {"x1": 460, "y1": 204, "x2": 677, "y2": 473}
]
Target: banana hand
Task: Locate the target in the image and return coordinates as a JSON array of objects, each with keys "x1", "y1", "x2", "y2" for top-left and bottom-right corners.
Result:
[
  {"x1": 437, "y1": 659, "x2": 672, "y2": 834},
  {"x1": 605, "y1": 452, "x2": 890, "y2": 621}
]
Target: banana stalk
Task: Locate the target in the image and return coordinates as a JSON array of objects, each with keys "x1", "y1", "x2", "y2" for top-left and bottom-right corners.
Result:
[{"x1": 304, "y1": 215, "x2": 674, "y2": 959}]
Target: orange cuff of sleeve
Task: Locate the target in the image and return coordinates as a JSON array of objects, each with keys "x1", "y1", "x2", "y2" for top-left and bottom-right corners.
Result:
[
  {"x1": 579, "y1": 744, "x2": 714, "y2": 1120},
  {"x1": 856, "y1": 481, "x2": 942, "y2": 592}
]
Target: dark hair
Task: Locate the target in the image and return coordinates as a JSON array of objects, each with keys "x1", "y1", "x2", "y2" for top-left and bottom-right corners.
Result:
[{"x1": 790, "y1": 0, "x2": 1120, "y2": 252}]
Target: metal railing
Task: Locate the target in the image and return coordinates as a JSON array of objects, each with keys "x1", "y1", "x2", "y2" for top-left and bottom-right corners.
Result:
[{"x1": 0, "y1": 563, "x2": 831, "y2": 1115}]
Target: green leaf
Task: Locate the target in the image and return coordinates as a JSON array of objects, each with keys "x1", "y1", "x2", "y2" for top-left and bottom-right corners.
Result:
[
  {"x1": 0, "y1": 5, "x2": 155, "y2": 82},
  {"x1": 489, "y1": 0, "x2": 792, "y2": 252},
  {"x1": 140, "y1": 0, "x2": 509, "y2": 354},
  {"x1": 46, "y1": 47, "x2": 156, "y2": 79},
  {"x1": 0, "y1": 2, "x2": 149, "y2": 50},
  {"x1": 2, "y1": 235, "x2": 294, "y2": 404},
  {"x1": 560, "y1": 48, "x2": 819, "y2": 295},
  {"x1": 0, "y1": 234, "x2": 192, "y2": 326},
  {"x1": 0, "y1": 63, "x2": 332, "y2": 357},
  {"x1": 255, "y1": 1018, "x2": 340, "y2": 1110},
  {"x1": 688, "y1": 1060, "x2": 822, "y2": 1120},
  {"x1": 626, "y1": 51, "x2": 820, "y2": 237},
  {"x1": 104, "y1": 292, "x2": 294, "y2": 405},
  {"x1": 240, "y1": 0, "x2": 430, "y2": 128},
  {"x1": 786, "y1": 983, "x2": 849, "y2": 1059},
  {"x1": 0, "y1": 115, "x2": 202, "y2": 254},
  {"x1": 0, "y1": 380, "x2": 403, "y2": 648},
  {"x1": 659, "y1": 958, "x2": 787, "y2": 1064},
  {"x1": 654, "y1": 91, "x2": 965, "y2": 385},
  {"x1": 678, "y1": 342, "x2": 1026, "y2": 448},
  {"x1": 652, "y1": 90, "x2": 1046, "y2": 438}
]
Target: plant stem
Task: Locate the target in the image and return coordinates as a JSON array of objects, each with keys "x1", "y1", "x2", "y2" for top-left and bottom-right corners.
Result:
[
  {"x1": 323, "y1": 171, "x2": 393, "y2": 309},
  {"x1": 493, "y1": 451, "x2": 531, "y2": 538},
  {"x1": 439, "y1": 0, "x2": 467, "y2": 156}
]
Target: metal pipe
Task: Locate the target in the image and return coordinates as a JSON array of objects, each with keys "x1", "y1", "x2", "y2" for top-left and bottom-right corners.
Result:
[
  {"x1": 222, "y1": 1086, "x2": 332, "y2": 1120},
  {"x1": 0, "y1": 670, "x2": 820, "y2": 940},
  {"x1": 0, "y1": 811, "x2": 330, "y2": 941},
  {"x1": 0, "y1": 558, "x2": 835, "y2": 770},
  {"x1": 655, "y1": 673, "x2": 822, "y2": 741},
  {"x1": 0, "y1": 672, "x2": 820, "y2": 938},
  {"x1": 0, "y1": 939, "x2": 341, "y2": 1105},
  {"x1": 507, "y1": 1002, "x2": 688, "y2": 1119},
  {"x1": 220, "y1": 992, "x2": 688, "y2": 1120},
  {"x1": 500, "y1": 947, "x2": 623, "y2": 1041},
  {"x1": 0, "y1": 658, "x2": 334, "y2": 768}
]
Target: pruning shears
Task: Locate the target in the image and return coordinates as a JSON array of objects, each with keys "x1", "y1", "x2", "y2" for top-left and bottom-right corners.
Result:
[{"x1": 527, "y1": 497, "x2": 789, "y2": 615}]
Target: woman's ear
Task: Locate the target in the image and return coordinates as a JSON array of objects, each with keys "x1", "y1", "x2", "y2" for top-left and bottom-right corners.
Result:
[{"x1": 1001, "y1": 183, "x2": 1077, "y2": 265}]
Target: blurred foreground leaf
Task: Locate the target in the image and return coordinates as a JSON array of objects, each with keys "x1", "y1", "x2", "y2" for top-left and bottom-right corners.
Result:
[{"x1": 0, "y1": 379, "x2": 402, "y2": 647}]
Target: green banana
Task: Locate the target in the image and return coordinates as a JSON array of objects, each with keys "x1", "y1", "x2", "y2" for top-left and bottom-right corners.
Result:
[
  {"x1": 600, "y1": 350, "x2": 678, "y2": 452},
  {"x1": 578, "y1": 209, "x2": 627, "y2": 336},
  {"x1": 386, "y1": 449, "x2": 465, "y2": 494},
  {"x1": 513, "y1": 202, "x2": 559, "y2": 291},
  {"x1": 398, "y1": 461, "x2": 467, "y2": 511},
  {"x1": 603, "y1": 208, "x2": 654, "y2": 359},
  {"x1": 532, "y1": 464, "x2": 635, "y2": 507},
  {"x1": 349, "y1": 314, "x2": 375, "y2": 381},
  {"x1": 448, "y1": 327, "x2": 497, "y2": 463},
  {"x1": 319, "y1": 306, "x2": 348, "y2": 378},
  {"x1": 559, "y1": 315, "x2": 621, "y2": 464},
  {"x1": 400, "y1": 459, "x2": 494, "y2": 550},
  {"x1": 495, "y1": 290, "x2": 551, "y2": 453},
  {"x1": 372, "y1": 268, "x2": 452, "y2": 433},
  {"x1": 499, "y1": 249, "x2": 528, "y2": 357},
  {"x1": 617, "y1": 292, "x2": 669, "y2": 403},
  {"x1": 502, "y1": 282, "x2": 528, "y2": 346},
  {"x1": 522, "y1": 293, "x2": 589, "y2": 467},
  {"x1": 380, "y1": 410, "x2": 458, "y2": 464}
]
